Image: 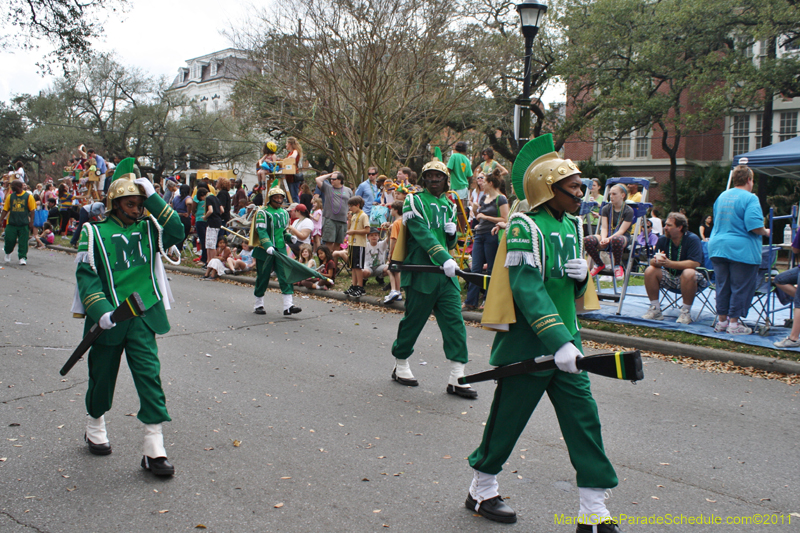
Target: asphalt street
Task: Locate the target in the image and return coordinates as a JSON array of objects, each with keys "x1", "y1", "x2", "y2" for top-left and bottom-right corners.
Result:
[{"x1": 1, "y1": 248, "x2": 798, "y2": 532}]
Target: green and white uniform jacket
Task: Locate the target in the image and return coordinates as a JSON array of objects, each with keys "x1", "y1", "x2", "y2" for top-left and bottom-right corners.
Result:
[
  {"x1": 489, "y1": 207, "x2": 587, "y2": 367},
  {"x1": 73, "y1": 194, "x2": 185, "y2": 344},
  {"x1": 401, "y1": 190, "x2": 458, "y2": 293},
  {"x1": 252, "y1": 205, "x2": 290, "y2": 261}
]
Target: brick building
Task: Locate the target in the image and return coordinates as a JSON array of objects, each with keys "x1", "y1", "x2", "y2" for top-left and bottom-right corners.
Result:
[{"x1": 563, "y1": 39, "x2": 800, "y2": 203}]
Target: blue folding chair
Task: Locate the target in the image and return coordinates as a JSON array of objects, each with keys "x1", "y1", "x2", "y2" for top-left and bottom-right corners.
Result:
[{"x1": 584, "y1": 177, "x2": 654, "y2": 315}]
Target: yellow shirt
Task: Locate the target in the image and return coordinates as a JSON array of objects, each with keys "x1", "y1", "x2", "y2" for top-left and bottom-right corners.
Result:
[
  {"x1": 4, "y1": 191, "x2": 36, "y2": 212},
  {"x1": 628, "y1": 191, "x2": 642, "y2": 203},
  {"x1": 349, "y1": 210, "x2": 369, "y2": 247}
]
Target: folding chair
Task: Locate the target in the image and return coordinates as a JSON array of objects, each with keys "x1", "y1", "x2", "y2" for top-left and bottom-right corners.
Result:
[
  {"x1": 691, "y1": 241, "x2": 717, "y2": 321},
  {"x1": 749, "y1": 244, "x2": 781, "y2": 335},
  {"x1": 764, "y1": 206, "x2": 798, "y2": 330},
  {"x1": 585, "y1": 177, "x2": 652, "y2": 312},
  {"x1": 658, "y1": 268, "x2": 714, "y2": 321}
]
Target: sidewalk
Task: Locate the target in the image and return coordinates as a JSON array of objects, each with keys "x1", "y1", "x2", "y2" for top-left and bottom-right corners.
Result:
[{"x1": 46, "y1": 244, "x2": 800, "y2": 376}]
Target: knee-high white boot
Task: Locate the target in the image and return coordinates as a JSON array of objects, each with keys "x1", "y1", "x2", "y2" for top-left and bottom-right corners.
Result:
[
  {"x1": 86, "y1": 414, "x2": 108, "y2": 444},
  {"x1": 469, "y1": 469, "x2": 499, "y2": 504},
  {"x1": 143, "y1": 423, "x2": 167, "y2": 459},
  {"x1": 282, "y1": 294, "x2": 293, "y2": 311},
  {"x1": 578, "y1": 487, "x2": 612, "y2": 525}
]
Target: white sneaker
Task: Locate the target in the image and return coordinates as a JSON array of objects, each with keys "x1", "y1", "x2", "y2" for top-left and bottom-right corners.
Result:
[
  {"x1": 3, "y1": 254, "x2": 10, "y2": 263},
  {"x1": 642, "y1": 306, "x2": 664, "y2": 320},
  {"x1": 726, "y1": 322, "x2": 752, "y2": 335},
  {"x1": 19, "y1": 258, "x2": 26, "y2": 266},
  {"x1": 384, "y1": 290, "x2": 400, "y2": 304},
  {"x1": 713, "y1": 320, "x2": 729, "y2": 332},
  {"x1": 676, "y1": 309, "x2": 692, "y2": 324}
]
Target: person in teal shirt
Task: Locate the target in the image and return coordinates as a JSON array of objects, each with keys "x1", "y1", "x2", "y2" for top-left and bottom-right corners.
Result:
[{"x1": 708, "y1": 164, "x2": 770, "y2": 335}]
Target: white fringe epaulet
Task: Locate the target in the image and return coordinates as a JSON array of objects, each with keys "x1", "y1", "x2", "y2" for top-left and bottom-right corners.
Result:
[
  {"x1": 79, "y1": 224, "x2": 97, "y2": 272},
  {"x1": 504, "y1": 212, "x2": 544, "y2": 274},
  {"x1": 149, "y1": 214, "x2": 166, "y2": 255},
  {"x1": 401, "y1": 196, "x2": 426, "y2": 226}
]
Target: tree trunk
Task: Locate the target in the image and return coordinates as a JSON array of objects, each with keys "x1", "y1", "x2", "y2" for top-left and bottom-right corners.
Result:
[
  {"x1": 660, "y1": 123, "x2": 681, "y2": 212},
  {"x1": 758, "y1": 36, "x2": 777, "y2": 210}
]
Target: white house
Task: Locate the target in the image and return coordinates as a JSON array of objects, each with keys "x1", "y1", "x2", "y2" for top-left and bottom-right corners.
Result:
[{"x1": 169, "y1": 48, "x2": 257, "y2": 113}]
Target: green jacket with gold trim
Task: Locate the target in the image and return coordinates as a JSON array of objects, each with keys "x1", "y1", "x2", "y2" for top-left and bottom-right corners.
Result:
[
  {"x1": 75, "y1": 194, "x2": 185, "y2": 345},
  {"x1": 400, "y1": 190, "x2": 458, "y2": 293},
  {"x1": 252, "y1": 205, "x2": 290, "y2": 261},
  {"x1": 489, "y1": 206, "x2": 587, "y2": 366}
]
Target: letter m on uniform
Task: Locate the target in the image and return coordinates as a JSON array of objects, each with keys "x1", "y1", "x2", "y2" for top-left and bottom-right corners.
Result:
[
  {"x1": 111, "y1": 232, "x2": 148, "y2": 270},
  {"x1": 549, "y1": 232, "x2": 577, "y2": 279}
]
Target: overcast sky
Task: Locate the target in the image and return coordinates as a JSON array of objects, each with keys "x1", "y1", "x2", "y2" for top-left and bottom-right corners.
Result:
[
  {"x1": 0, "y1": 0, "x2": 252, "y2": 101},
  {"x1": 1, "y1": 0, "x2": 565, "y2": 104}
]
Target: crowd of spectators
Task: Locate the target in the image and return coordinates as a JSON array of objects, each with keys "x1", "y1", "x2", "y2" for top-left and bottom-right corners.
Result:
[{"x1": 5, "y1": 143, "x2": 791, "y2": 343}]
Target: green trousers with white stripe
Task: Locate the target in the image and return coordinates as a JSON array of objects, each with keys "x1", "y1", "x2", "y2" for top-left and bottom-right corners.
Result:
[
  {"x1": 85, "y1": 317, "x2": 170, "y2": 425},
  {"x1": 468, "y1": 370, "x2": 617, "y2": 488}
]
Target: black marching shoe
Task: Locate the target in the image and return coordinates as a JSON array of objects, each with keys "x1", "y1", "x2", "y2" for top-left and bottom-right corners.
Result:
[
  {"x1": 465, "y1": 493, "x2": 517, "y2": 524},
  {"x1": 141, "y1": 455, "x2": 175, "y2": 476},
  {"x1": 254, "y1": 306, "x2": 266, "y2": 315},
  {"x1": 391, "y1": 368, "x2": 419, "y2": 387},
  {"x1": 283, "y1": 305, "x2": 302, "y2": 316},
  {"x1": 85, "y1": 433, "x2": 112, "y2": 456},
  {"x1": 447, "y1": 384, "x2": 478, "y2": 399},
  {"x1": 576, "y1": 519, "x2": 623, "y2": 533}
]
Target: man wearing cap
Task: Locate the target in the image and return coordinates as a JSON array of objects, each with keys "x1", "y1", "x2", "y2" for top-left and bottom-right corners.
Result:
[
  {"x1": 73, "y1": 157, "x2": 185, "y2": 477},
  {"x1": 465, "y1": 134, "x2": 620, "y2": 531},
  {"x1": 70, "y1": 201, "x2": 106, "y2": 248},
  {"x1": 389, "y1": 149, "x2": 478, "y2": 400},
  {"x1": 251, "y1": 186, "x2": 302, "y2": 316}
]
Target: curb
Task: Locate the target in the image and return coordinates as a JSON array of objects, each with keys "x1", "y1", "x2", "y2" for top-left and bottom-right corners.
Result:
[{"x1": 45, "y1": 244, "x2": 800, "y2": 375}]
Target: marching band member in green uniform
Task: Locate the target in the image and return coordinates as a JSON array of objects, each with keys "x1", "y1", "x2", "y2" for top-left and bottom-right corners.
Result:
[
  {"x1": 73, "y1": 158, "x2": 185, "y2": 476},
  {"x1": 390, "y1": 151, "x2": 477, "y2": 399},
  {"x1": 465, "y1": 135, "x2": 621, "y2": 531},
  {"x1": 251, "y1": 186, "x2": 302, "y2": 316},
  {"x1": 1, "y1": 179, "x2": 35, "y2": 265}
]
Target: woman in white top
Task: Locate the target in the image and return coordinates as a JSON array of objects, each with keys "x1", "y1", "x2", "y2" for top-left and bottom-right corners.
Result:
[
  {"x1": 468, "y1": 175, "x2": 486, "y2": 224},
  {"x1": 287, "y1": 203, "x2": 314, "y2": 256}
]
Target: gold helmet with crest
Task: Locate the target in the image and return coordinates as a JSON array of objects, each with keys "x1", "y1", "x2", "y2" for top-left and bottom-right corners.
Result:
[
  {"x1": 420, "y1": 147, "x2": 449, "y2": 180},
  {"x1": 267, "y1": 186, "x2": 286, "y2": 198},
  {"x1": 511, "y1": 134, "x2": 581, "y2": 209},
  {"x1": 106, "y1": 157, "x2": 144, "y2": 209}
]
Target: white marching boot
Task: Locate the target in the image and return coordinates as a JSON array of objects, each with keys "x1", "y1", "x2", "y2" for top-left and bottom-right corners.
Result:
[{"x1": 391, "y1": 358, "x2": 418, "y2": 386}]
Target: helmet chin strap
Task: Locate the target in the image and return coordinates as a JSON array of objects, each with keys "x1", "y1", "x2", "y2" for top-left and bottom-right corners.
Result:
[{"x1": 552, "y1": 183, "x2": 582, "y2": 203}]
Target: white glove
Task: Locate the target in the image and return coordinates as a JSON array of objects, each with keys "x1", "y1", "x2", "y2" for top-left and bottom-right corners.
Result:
[
  {"x1": 98, "y1": 312, "x2": 116, "y2": 330},
  {"x1": 291, "y1": 234, "x2": 298, "y2": 244},
  {"x1": 266, "y1": 246, "x2": 275, "y2": 255},
  {"x1": 444, "y1": 222, "x2": 457, "y2": 235},
  {"x1": 442, "y1": 259, "x2": 458, "y2": 278},
  {"x1": 134, "y1": 178, "x2": 156, "y2": 198},
  {"x1": 565, "y1": 258, "x2": 588, "y2": 281},
  {"x1": 554, "y1": 342, "x2": 583, "y2": 374}
]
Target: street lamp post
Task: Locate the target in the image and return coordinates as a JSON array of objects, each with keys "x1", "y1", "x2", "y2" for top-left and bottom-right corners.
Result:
[{"x1": 515, "y1": 0, "x2": 548, "y2": 147}]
